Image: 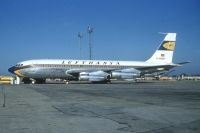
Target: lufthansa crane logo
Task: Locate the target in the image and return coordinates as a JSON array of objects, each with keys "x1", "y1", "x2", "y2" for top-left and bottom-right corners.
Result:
[{"x1": 163, "y1": 41, "x2": 175, "y2": 51}]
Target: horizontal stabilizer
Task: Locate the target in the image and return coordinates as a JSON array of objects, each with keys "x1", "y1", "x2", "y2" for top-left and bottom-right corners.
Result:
[{"x1": 176, "y1": 61, "x2": 191, "y2": 65}]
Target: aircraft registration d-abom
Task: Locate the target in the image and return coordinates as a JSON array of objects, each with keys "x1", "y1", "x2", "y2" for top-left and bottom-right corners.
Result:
[{"x1": 8, "y1": 33, "x2": 189, "y2": 84}]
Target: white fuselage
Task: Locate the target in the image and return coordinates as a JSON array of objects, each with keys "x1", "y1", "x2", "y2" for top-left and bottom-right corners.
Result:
[{"x1": 9, "y1": 59, "x2": 171, "y2": 80}]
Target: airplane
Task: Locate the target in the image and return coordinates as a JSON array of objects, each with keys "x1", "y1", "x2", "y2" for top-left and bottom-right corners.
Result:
[{"x1": 8, "y1": 33, "x2": 189, "y2": 84}]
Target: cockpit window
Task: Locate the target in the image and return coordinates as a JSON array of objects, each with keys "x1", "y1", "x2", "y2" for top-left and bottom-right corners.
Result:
[{"x1": 16, "y1": 64, "x2": 23, "y2": 67}]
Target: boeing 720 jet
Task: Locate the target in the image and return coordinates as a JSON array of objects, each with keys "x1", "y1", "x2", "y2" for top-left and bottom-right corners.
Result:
[{"x1": 8, "y1": 33, "x2": 189, "y2": 84}]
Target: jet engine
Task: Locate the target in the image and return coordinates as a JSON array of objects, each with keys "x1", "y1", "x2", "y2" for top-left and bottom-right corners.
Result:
[
  {"x1": 79, "y1": 71, "x2": 110, "y2": 82},
  {"x1": 111, "y1": 68, "x2": 140, "y2": 79}
]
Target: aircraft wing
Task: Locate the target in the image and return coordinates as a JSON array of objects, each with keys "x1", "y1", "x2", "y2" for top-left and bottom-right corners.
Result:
[
  {"x1": 137, "y1": 64, "x2": 179, "y2": 75},
  {"x1": 138, "y1": 62, "x2": 190, "y2": 75}
]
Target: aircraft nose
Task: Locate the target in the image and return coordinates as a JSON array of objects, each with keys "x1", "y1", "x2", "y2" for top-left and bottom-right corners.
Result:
[{"x1": 8, "y1": 66, "x2": 16, "y2": 74}]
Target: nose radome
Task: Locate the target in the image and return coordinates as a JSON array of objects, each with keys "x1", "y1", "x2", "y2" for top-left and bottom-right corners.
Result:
[{"x1": 8, "y1": 66, "x2": 16, "y2": 74}]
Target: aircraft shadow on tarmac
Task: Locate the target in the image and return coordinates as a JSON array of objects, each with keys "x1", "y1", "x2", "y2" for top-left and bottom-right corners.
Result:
[{"x1": 44, "y1": 80, "x2": 155, "y2": 84}]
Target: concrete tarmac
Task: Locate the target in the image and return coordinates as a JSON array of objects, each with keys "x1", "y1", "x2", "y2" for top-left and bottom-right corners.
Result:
[{"x1": 0, "y1": 81, "x2": 200, "y2": 133}]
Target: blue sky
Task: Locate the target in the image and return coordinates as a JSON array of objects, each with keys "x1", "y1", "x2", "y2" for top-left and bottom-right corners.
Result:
[{"x1": 0, "y1": 0, "x2": 199, "y2": 75}]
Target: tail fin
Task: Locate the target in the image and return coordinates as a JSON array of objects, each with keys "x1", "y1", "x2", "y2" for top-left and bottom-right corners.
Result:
[{"x1": 146, "y1": 33, "x2": 176, "y2": 64}]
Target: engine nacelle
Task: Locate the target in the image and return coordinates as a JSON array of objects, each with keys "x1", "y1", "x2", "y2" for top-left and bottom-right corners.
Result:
[
  {"x1": 111, "y1": 70, "x2": 140, "y2": 79},
  {"x1": 79, "y1": 75, "x2": 107, "y2": 82},
  {"x1": 111, "y1": 72, "x2": 139, "y2": 79},
  {"x1": 79, "y1": 71, "x2": 110, "y2": 82}
]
